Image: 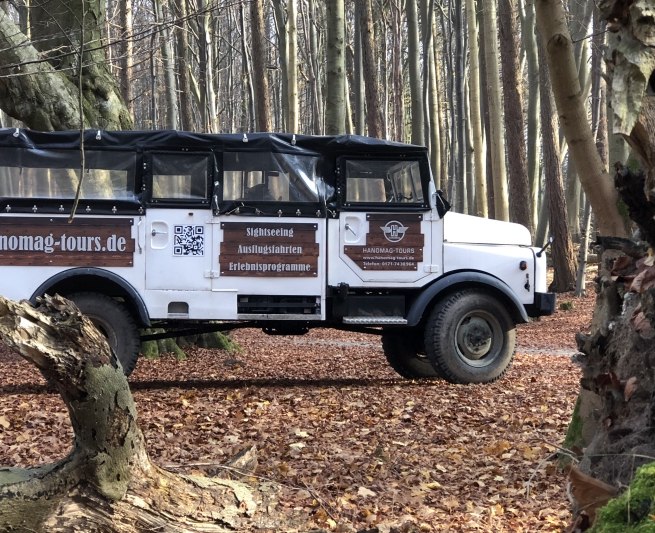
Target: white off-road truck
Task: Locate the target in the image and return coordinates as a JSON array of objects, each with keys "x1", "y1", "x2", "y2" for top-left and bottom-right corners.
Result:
[{"x1": 0, "y1": 129, "x2": 554, "y2": 383}]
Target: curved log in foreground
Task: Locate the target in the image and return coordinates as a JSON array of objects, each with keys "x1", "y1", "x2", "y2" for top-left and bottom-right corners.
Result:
[{"x1": 0, "y1": 295, "x2": 278, "y2": 532}]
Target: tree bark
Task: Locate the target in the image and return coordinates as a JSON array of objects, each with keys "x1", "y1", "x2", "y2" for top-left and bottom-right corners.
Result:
[
  {"x1": 357, "y1": 0, "x2": 383, "y2": 138},
  {"x1": 118, "y1": 0, "x2": 134, "y2": 117},
  {"x1": 535, "y1": 0, "x2": 627, "y2": 238},
  {"x1": 325, "y1": 0, "x2": 345, "y2": 134},
  {"x1": 466, "y1": 0, "x2": 488, "y2": 218},
  {"x1": 538, "y1": 40, "x2": 576, "y2": 292},
  {"x1": 173, "y1": 0, "x2": 194, "y2": 131},
  {"x1": 250, "y1": 0, "x2": 272, "y2": 132},
  {"x1": 521, "y1": 0, "x2": 541, "y2": 236},
  {"x1": 560, "y1": 1, "x2": 655, "y2": 529},
  {"x1": 287, "y1": 0, "x2": 298, "y2": 133},
  {"x1": 406, "y1": 0, "x2": 424, "y2": 146},
  {"x1": 0, "y1": 295, "x2": 287, "y2": 531},
  {"x1": 499, "y1": 0, "x2": 531, "y2": 233},
  {"x1": 0, "y1": 2, "x2": 132, "y2": 130},
  {"x1": 481, "y1": 0, "x2": 509, "y2": 220}
]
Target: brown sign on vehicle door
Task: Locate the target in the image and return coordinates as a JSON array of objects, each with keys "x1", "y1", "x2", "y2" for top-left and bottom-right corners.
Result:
[
  {"x1": 219, "y1": 222, "x2": 318, "y2": 277},
  {"x1": 344, "y1": 214, "x2": 424, "y2": 271},
  {"x1": 0, "y1": 217, "x2": 135, "y2": 267}
]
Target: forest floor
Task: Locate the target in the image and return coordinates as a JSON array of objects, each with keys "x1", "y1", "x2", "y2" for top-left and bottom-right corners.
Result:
[{"x1": 0, "y1": 284, "x2": 596, "y2": 532}]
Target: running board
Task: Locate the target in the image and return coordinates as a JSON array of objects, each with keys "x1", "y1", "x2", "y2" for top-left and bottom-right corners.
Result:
[{"x1": 342, "y1": 316, "x2": 407, "y2": 325}]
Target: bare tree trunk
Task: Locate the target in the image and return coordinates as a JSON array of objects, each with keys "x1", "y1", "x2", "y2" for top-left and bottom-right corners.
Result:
[
  {"x1": 325, "y1": 0, "x2": 345, "y2": 134},
  {"x1": 535, "y1": 0, "x2": 627, "y2": 238},
  {"x1": 521, "y1": 0, "x2": 541, "y2": 236},
  {"x1": 250, "y1": 0, "x2": 272, "y2": 131},
  {"x1": 564, "y1": 1, "x2": 655, "y2": 521},
  {"x1": 155, "y1": 0, "x2": 179, "y2": 130},
  {"x1": 481, "y1": 0, "x2": 509, "y2": 220},
  {"x1": 173, "y1": 0, "x2": 194, "y2": 131},
  {"x1": 239, "y1": 3, "x2": 256, "y2": 131},
  {"x1": 499, "y1": 0, "x2": 531, "y2": 233},
  {"x1": 287, "y1": 0, "x2": 298, "y2": 132},
  {"x1": 118, "y1": 0, "x2": 134, "y2": 118},
  {"x1": 0, "y1": 0, "x2": 132, "y2": 130},
  {"x1": 357, "y1": 0, "x2": 383, "y2": 138},
  {"x1": 406, "y1": 0, "x2": 424, "y2": 146},
  {"x1": 466, "y1": 0, "x2": 487, "y2": 217},
  {"x1": 422, "y1": 1, "x2": 441, "y2": 189},
  {"x1": 538, "y1": 40, "x2": 576, "y2": 292},
  {"x1": 0, "y1": 295, "x2": 288, "y2": 531},
  {"x1": 391, "y1": 1, "x2": 404, "y2": 141}
]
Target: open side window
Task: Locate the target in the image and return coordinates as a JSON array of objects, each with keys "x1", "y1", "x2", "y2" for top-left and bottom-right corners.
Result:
[
  {"x1": 146, "y1": 152, "x2": 211, "y2": 206},
  {"x1": 340, "y1": 158, "x2": 429, "y2": 210}
]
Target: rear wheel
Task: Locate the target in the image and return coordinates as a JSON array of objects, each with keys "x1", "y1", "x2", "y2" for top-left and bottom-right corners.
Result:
[
  {"x1": 382, "y1": 332, "x2": 441, "y2": 379},
  {"x1": 68, "y1": 292, "x2": 140, "y2": 376},
  {"x1": 424, "y1": 290, "x2": 516, "y2": 384}
]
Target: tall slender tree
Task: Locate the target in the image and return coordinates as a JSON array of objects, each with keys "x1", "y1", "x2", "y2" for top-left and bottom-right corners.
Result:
[
  {"x1": 535, "y1": 0, "x2": 627, "y2": 237},
  {"x1": 466, "y1": 0, "x2": 488, "y2": 217},
  {"x1": 481, "y1": 0, "x2": 509, "y2": 220},
  {"x1": 325, "y1": 0, "x2": 345, "y2": 134},
  {"x1": 250, "y1": 0, "x2": 272, "y2": 131},
  {"x1": 499, "y1": 0, "x2": 531, "y2": 233},
  {"x1": 357, "y1": 0, "x2": 383, "y2": 138}
]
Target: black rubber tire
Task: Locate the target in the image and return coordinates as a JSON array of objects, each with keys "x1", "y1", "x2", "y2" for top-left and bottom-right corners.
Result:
[
  {"x1": 382, "y1": 332, "x2": 442, "y2": 379},
  {"x1": 68, "y1": 292, "x2": 140, "y2": 376},
  {"x1": 424, "y1": 290, "x2": 516, "y2": 384}
]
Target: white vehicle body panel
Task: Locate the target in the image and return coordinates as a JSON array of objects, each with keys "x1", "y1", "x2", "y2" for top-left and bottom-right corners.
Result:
[{"x1": 443, "y1": 212, "x2": 532, "y2": 246}]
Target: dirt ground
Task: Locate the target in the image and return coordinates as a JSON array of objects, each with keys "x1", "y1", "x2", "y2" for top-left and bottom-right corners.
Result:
[{"x1": 0, "y1": 288, "x2": 596, "y2": 532}]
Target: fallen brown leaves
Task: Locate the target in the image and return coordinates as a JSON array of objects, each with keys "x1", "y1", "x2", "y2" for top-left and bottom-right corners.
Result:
[{"x1": 0, "y1": 289, "x2": 596, "y2": 532}]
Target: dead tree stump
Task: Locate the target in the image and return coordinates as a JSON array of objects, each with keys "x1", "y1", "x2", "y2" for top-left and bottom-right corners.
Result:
[{"x1": 0, "y1": 294, "x2": 284, "y2": 532}]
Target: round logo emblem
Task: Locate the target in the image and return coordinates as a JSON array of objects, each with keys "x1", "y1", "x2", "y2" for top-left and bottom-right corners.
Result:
[{"x1": 380, "y1": 220, "x2": 409, "y2": 243}]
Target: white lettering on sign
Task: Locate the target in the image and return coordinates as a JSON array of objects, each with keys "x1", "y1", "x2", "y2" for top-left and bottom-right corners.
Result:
[
  {"x1": 245, "y1": 227, "x2": 294, "y2": 238},
  {"x1": 237, "y1": 244, "x2": 303, "y2": 255},
  {"x1": 227, "y1": 262, "x2": 312, "y2": 273},
  {"x1": 0, "y1": 233, "x2": 127, "y2": 253}
]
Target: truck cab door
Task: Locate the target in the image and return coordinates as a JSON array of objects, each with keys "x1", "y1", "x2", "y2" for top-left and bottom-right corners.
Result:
[{"x1": 327, "y1": 157, "x2": 434, "y2": 287}]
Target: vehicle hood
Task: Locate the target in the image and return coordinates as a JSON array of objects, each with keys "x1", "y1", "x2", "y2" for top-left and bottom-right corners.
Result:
[{"x1": 442, "y1": 212, "x2": 532, "y2": 246}]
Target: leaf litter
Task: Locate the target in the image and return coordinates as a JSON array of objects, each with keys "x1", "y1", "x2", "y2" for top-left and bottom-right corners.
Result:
[{"x1": 0, "y1": 289, "x2": 596, "y2": 531}]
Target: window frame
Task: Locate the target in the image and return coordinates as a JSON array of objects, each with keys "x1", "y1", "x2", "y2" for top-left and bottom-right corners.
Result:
[
  {"x1": 145, "y1": 151, "x2": 213, "y2": 208},
  {"x1": 337, "y1": 156, "x2": 431, "y2": 211}
]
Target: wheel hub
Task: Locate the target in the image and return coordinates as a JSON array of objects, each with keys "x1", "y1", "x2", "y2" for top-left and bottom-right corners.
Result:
[{"x1": 456, "y1": 316, "x2": 493, "y2": 360}]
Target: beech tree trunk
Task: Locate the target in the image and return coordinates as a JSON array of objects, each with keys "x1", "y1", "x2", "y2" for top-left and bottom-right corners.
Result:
[
  {"x1": 561, "y1": 0, "x2": 655, "y2": 529},
  {"x1": 0, "y1": 0, "x2": 132, "y2": 130},
  {"x1": 0, "y1": 295, "x2": 285, "y2": 531},
  {"x1": 499, "y1": 0, "x2": 531, "y2": 234},
  {"x1": 325, "y1": 0, "x2": 345, "y2": 134},
  {"x1": 481, "y1": 0, "x2": 509, "y2": 221},
  {"x1": 535, "y1": 0, "x2": 627, "y2": 238}
]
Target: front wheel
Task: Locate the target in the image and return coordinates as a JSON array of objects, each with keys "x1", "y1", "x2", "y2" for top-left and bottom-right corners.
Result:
[
  {"x1": 382, "y1": 332, "x2": 442, "y2": 379},
  {"x1": 68, "y1": 292, "x2": 141, "y2": 376},
  {"x1": 424, "y1": 290, "x2": 516, "y2": 384}
]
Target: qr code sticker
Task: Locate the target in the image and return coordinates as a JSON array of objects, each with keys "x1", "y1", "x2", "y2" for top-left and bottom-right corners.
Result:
[{"x1": 173, "y1": 225, "x2": 204, "y2": 256}]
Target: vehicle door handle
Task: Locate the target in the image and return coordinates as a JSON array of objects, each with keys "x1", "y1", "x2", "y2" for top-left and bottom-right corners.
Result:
[{"x1": 345, "y1": 223, "x2": 357, "y2": 237}]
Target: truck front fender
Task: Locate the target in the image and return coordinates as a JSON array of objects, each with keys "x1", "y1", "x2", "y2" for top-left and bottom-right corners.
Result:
[{"x1": 406, "y1": 271, "x2": 530, "y2": 327}]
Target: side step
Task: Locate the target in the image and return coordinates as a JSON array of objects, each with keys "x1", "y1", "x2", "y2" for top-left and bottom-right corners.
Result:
[{"x1": 342, "y1": 316, "x2": 408, "y2": 325}]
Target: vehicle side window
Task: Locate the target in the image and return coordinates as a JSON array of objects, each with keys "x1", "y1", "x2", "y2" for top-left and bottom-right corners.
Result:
[
  {"x1": 0, "y1": 149, "x2": 136, "y2": 201},
  {"x1": 344, "y1": 159, "x2": 424, "y2": 205},
  {"x1": 151, "y1": 153, "x2": 209, "y2": 201},
  {"x1": 222, "y1": 151, "x2": 319, "y2": 203}
]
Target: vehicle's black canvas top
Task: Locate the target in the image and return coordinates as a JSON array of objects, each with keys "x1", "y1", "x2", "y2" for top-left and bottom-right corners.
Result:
[{"x1": 0, "y1": 129, "x2": 428, "y2": 157}]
